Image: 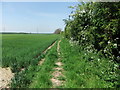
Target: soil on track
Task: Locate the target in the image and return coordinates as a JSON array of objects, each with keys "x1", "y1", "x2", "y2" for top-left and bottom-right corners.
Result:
[
  {"x1": 50, "y1": 40, "x2": 65, "y2": 87},
  {"x1": 0, "y1": 67, "x2": 14, "y2": 89}
]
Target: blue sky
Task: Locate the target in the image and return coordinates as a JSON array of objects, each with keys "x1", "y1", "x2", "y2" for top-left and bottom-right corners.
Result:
[{"x1": 2, "y1": 2, "x2": 79, "y2": 33}]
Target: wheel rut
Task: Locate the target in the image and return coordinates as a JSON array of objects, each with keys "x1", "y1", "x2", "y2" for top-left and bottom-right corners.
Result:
[
  {"x1": 38, "y1": 41, "x2": 56, "y2": 65},
  {"x1": 50, "y1": 40, "x2": 65, "y2": 87}
]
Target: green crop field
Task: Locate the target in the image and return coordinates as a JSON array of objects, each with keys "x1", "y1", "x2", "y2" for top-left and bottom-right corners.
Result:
[{"x1": 2, "y1": 34, "x2": 60, "y2": 72}]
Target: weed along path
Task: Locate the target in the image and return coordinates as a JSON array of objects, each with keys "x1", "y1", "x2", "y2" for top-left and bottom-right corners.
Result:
[{"x1": 50, "y1": 40, "x2": 65, "y2": 87}]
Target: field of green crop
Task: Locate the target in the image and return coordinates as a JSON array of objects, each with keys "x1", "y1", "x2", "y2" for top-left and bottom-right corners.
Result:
[{"x1": 2, "y1": 34, "x2": 60, "y2": 72}]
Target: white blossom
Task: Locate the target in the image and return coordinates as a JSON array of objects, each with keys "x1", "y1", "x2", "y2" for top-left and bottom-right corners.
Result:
[
  {"x1": 116, "y1": 37, "x2": 119, "y2": 40},
  {"x1": 98, "y1": 59, "x2": 100, "y2": 61},
  {"x1": 104, "y1": 49, "x2": 106, "y2": 52},
  {"x1": 108, "y1": 41, "x2": 110, "y2": 44},
  {"x1": 113, "y1": 43, "x2": 117, "y2": 48},
  {"x1": 91, "y1": 57, "x2": 94, "y2": 59}
]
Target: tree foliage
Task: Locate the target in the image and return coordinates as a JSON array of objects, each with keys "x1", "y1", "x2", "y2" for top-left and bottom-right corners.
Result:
[
  {"x1": 64, "y1": 2, "x2": 120, "y2": 63},
  {"x1": 54, "y1": 28, "x2": 62, "y2": 34}
]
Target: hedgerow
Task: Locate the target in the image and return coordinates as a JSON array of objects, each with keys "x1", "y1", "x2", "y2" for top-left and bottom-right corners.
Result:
[
  {"x1": 63, "y1": 2, "x2": 120, "y2": 87},
  {"x1": 64, "y1": 2, "x2": 120, "y2": 61}
]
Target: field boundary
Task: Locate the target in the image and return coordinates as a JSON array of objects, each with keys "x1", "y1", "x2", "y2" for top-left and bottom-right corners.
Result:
[
  {"x1": 38, "y1": 41, "x2": 57, "y2": 65},
  {"x1": 43, "y1": 40, "x2": 57, "y2": 54},
  {"x1": 34, "y1": 40, "x2": 57, "y2": 59}
]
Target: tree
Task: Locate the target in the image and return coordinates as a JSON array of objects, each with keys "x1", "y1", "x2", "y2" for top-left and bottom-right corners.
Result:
[{"x1": 54, "y1": 28, "x2": 62, "y2": 34}]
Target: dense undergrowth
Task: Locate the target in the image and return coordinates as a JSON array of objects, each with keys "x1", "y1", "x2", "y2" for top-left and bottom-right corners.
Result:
[{"x1": 60, "y1": 38, "x2": 119, "y2": 88}]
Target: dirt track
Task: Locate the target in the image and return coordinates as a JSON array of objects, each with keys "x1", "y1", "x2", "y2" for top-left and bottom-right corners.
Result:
[
  {"x1": 0, "y1": 67, "x2": 14, "y2": 89},
  {"x1": 50, "y1": 40, "x2": 65, "y2": 87}
]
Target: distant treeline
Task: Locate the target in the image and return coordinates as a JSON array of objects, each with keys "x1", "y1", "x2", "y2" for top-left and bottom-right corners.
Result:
[
  {"x1": 1, "y1": 32, "x2": 29, "y2": 34},
  {"x1": 1, "y1": 32, "x2": 54, "y2": 34}
]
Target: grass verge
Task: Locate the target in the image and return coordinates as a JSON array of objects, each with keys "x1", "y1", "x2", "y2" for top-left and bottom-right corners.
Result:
[{"x1": 60, "y1": 38, "x2": 119, "y2": 88}]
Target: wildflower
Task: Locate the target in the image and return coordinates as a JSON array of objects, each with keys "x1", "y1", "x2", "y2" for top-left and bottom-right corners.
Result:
[
  {"x1": 104, "y1": 49, "x2": 106, "y2": 52},
  {"x1": 114, "y1": 64, "x2": 118, "y2": 67},
  {"x1": 108, "y1": 41, "x2": 110, "y2": 44},
  {"x1": 91, "y1": 57, "x2": 94, "y2": 59},
  {"x1": 83, "y1": 38, "x2": 85, "y2": 40},
  {"x1": 116, "y1": 37, "x2": 119, "y2": 40},
  {"x1": 113, "y1": 43, "x2": 117, "y2": 48},
  {"x1": 98, "y1": 59, "x2": 100, "y2": 61}
]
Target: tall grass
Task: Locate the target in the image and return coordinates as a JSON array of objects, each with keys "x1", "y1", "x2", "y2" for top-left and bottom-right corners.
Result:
[{"x1": 60, "y1": 39, "x2": 118, "y2": 88}]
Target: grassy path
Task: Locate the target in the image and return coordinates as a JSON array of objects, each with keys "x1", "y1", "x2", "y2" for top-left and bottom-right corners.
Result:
[
  {"x1": 50, "y1": 40, "x2": 65, "y2": 87},
  {"x1": 30, "y1": 40, "x2": 66, "y2": 88}
]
